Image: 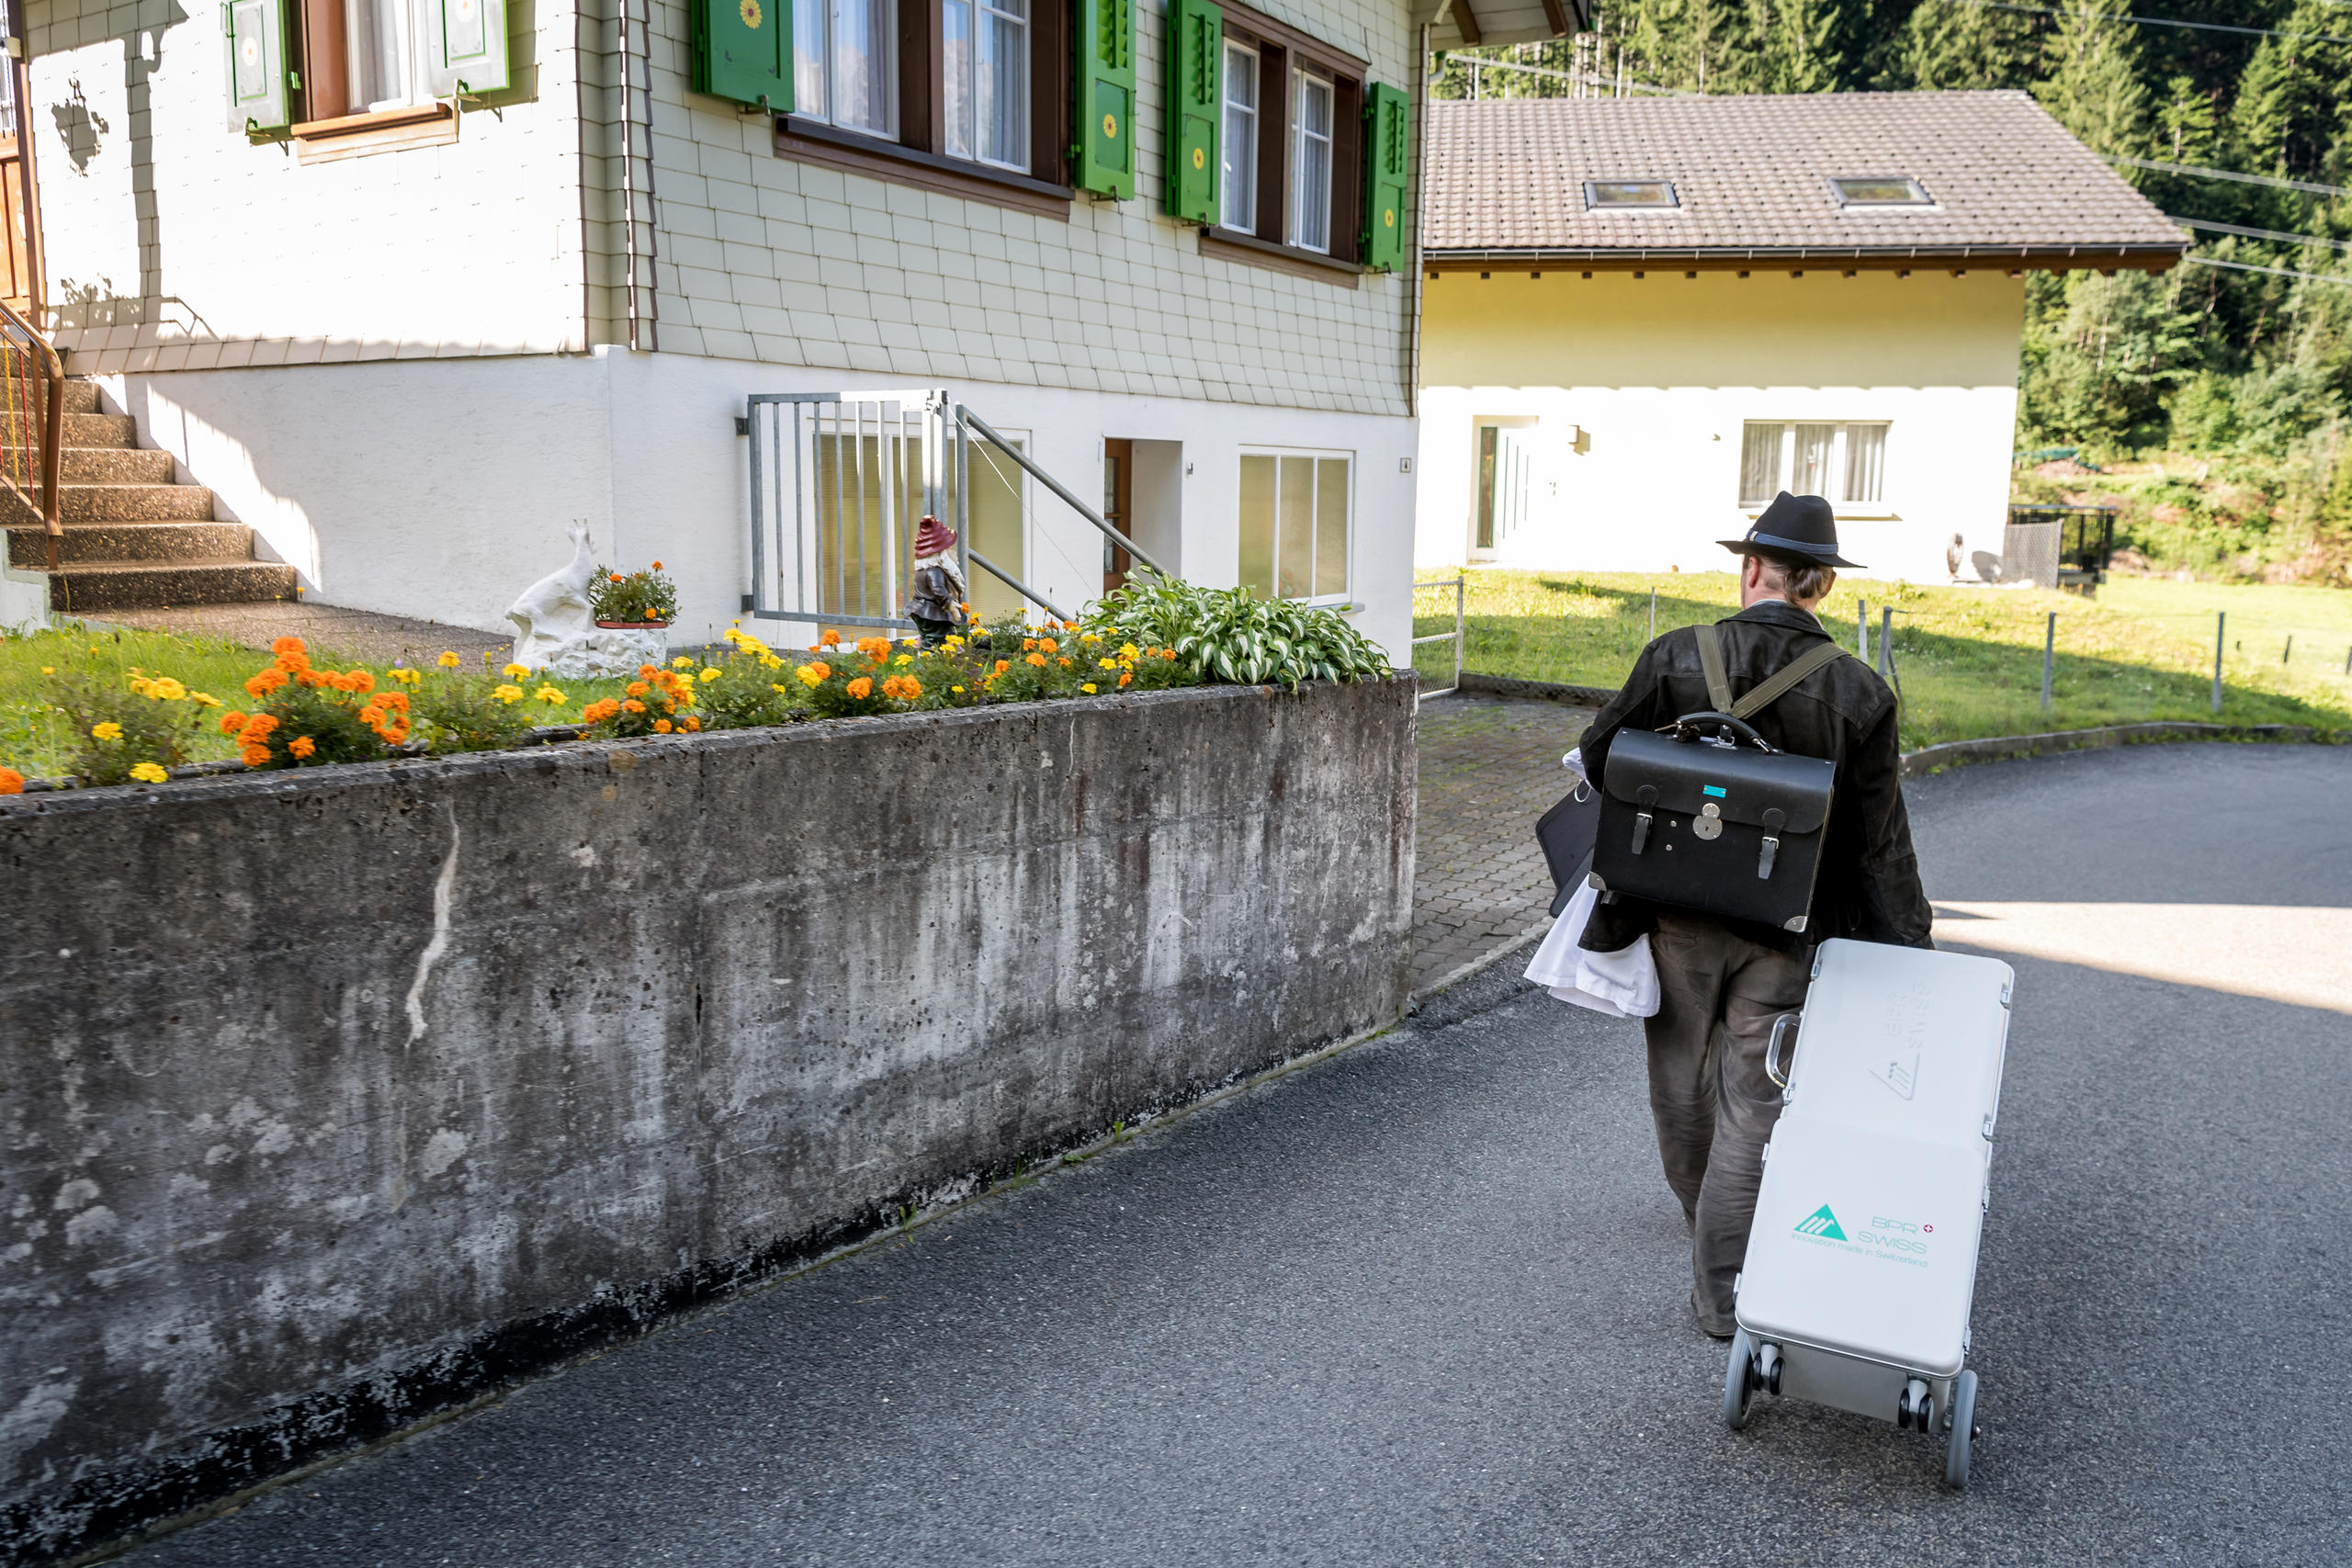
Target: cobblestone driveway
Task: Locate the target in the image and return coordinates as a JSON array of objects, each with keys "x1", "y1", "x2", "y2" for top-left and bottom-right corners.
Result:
[{"x1": 1411, "y1": 693, "x2": 1600, "y2": 992}]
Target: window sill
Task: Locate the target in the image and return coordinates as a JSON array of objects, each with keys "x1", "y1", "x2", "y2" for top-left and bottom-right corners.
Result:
[
  {"x1": 1198, "y1": 227, "x2": 1363, "y2": 288},
  {"x1": 291, "y1": 102, "x2": 458, "y2": 164},
  {"x1": 775, "y1": 118, "x2": 1074, "y2": 220},
  {"x1": 1740, "y1": 505, "x2": 1901, "y2": 522}
]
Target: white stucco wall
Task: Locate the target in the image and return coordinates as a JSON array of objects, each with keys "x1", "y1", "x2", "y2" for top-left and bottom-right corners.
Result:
[
  {"x1": 101, "y1": 353, "x2": 1419, "y2": 657},
  {"x1": 1414, "y1": 268, "x2": 2025, "y2": 585}
]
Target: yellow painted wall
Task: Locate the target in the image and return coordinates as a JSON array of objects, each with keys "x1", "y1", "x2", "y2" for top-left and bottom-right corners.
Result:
[{"x1": 1415, "y1": 269, "x2": 2026, "y2": 582}]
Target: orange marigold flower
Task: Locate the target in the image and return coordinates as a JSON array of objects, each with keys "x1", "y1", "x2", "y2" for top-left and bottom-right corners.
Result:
[
  {"x1": 241, "y1": 745, "x2": 272, "y2": 767},
  {"x1": 644, "y1": 607, "x2": 662, "y2": 621},
  {"x1": 220, "y1": 711, "x2": 247, "y2": 735},
  {"x1": 1057, "y1": 658, "x2": 1071, "y2": 669},
  {"x1": 288, "y1": 736, "x2": 317, "y2": 760},
  {"x1": 820, "y1": 628, "x2": 842, "y2": 648},
  {"x1": 1119, "y1": 671, "x2": 1133, "y2": 687},
  {"x1": 244, "y1": 670, "x2": 285, "y2": 697},
  {"x1": 639, "y1": 663, "x2": 660, "y2": 678},
  {"x1": 345, "y1": 670, "x2": 375, "y2": 694},
  {"x1": 1023, "y1": 637, "x2": 1037, "y2": 652},
  {"x1": 994, "y1": 660, "x2": 1011, "y2": 674},
  {"x1": 621, "y1": 698, "x2": 647, "y2": 714},
  {"x1": 1039, "y1": 637, "x2": 1058, "y2": 654},
  {"x1": 270, "y1": 636, "x2": 307, "y2": 656},
  {"x1": 653, "y1": 718, "x2": 673, "y2": 734},
  {"x1": 846, "y1": 676, "x2": 873, "y2": 700},
  {"x1": 682, "y1": 715, "x2": 702, "y2": 732},
  {"x1": 1061, "y1": 620, "x2": 1080, "y2": 632},
  {"x1": 1025, "y1": 652, "x2": 1046, "y2": 668},
  {"x1": 650, "y1": 559, "x2": 663, "y2": 570},
  {"x1": 611, "y1": 573, "x2": 626, "y2": 583},
  {"x1": 358, "y1": 705, "x2": 385, "y2": 726},
  {"x1": 626, "y1": 681, "x2": 650, "y2": 697},
  {"x1": 376, "y1": 690, "x2": 409, "y2": 712},
  {"x1": 274, "y1": 649, "x2": 311, "y2": 673},
  {"x1": 0, "y1": 766, "x2": 22, "y2": 795}
]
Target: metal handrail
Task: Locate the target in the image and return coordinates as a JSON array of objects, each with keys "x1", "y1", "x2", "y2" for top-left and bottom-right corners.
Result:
[
  {"x1": 1411, "y1": 575, "x2": 1466, "y2": 702},
  {"x1": 954, "y1": 405, "x2": 1172, "y2": 581},
  {"x1": 0, "y1": 299, "x2": 62, "y2": 574}
]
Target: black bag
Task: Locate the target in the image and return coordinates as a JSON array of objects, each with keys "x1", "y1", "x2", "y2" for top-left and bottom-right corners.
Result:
[
  {"x1": 1588, "y1": 629, "x2": 1845, "y2": 933},
  {"x1": 1534, "y1": 777, "x2": 1602, "y2": 917}
]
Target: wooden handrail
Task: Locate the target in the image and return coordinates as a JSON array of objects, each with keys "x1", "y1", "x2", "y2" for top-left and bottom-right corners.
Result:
[{"x1": 0, "y1": 299, "x2": 62, "y2": 573}]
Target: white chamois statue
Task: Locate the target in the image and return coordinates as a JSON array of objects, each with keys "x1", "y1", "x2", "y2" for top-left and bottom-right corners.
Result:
[{"x1": 508, "y1": 525, "x2": 597, "y2": 669}]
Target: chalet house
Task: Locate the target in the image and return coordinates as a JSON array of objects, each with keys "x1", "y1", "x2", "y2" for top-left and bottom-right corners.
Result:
[
  {"x1": 1412, "y1": 91, "x2": 2187, "y2": 585},
  {"x1": 0, "y1": 0, "x2": 1575, "y2": 650}
]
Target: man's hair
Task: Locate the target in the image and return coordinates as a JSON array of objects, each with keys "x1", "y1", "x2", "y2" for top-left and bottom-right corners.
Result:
[{"x1": 1752, "y1": 551, "x2": 1835, "y2": 604}]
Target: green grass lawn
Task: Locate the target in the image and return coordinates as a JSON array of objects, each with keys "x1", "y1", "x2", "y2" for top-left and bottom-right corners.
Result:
[
  {"x1": 1410, "y1": 570, "x2": 2352, "y2": 751},
  {"x1": 1, "y1": 621, "x2": 635, "y2": 781}
]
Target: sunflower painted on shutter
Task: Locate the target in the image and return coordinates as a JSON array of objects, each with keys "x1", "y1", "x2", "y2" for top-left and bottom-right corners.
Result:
[
  {"x1": 222, "y1": 0, "x2": 292, "y2": 131},
  {"x1": 417, "y1": 0, "x2": 510, "y2": 96},
  {"x1": 1361, "y1": 82, "x2": 1410, "y2": 273},
  {"x1": 695, "y1": 0, "x2": 791, "y2": 109},
  {"x1": 1163, "y1": 0, "x2": 1220, "y2": 221},
  {"x1": 1074, "y1": 0, "x2": 1135, "y2": 198}
]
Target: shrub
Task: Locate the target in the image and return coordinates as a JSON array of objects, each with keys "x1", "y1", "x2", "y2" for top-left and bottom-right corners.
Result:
[
  {"x1": 221, "y1": 637, "x2": 408, "y2": 769},
  {"x1": 1084, "y1": 579, "x2": 1390, "y2": 690},
  {"x1": 47, "y1": 667, "x2": 225, "y2": 786},
  {"x1": 581, "y1": 662, "x2": 702, "y2": 737},
  {"x1": 589, "y1": 562, "x2": 678, "y2": 626},
  {"x1": 695, "y1": 628, "x2": 807, "y2": 728},
  {"x1": 403, "y1": 662, "x2": 540, "y2": 754}
]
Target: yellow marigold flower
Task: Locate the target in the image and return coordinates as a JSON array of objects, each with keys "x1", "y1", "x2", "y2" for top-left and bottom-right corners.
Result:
[
  {"x1": 900, "y1": 637, "x2": 920, "y2": 649},
  {"x1": 129, "y1": 761, "x2": 168, "y2": 784},
  {"x1": 503, "y1": 662, "x2": 531, "y2": 680},
  {"x1": 772, "y1": 683, "x2": 794, "y2": 696},
  {"x1": 796, "y1": 663, "x2": 827, "y2": 688},
  {"x1": 760, "y1": 653, "x2": 783, "y2": 670},
  {"x1": 893, "y1": 654, "x2": 913, "y2": 668},
  {"x1": 1119, "y1": 643, "x2": 1139, "y2": 660},
  {"x1": 390, "y1": 668, "x2": 421, "y2": 685},
  {"x1": 951, "y1": 684, "x2": 965, "y2": 694},
  {"x1": 673, "y1": 655, "x2": 695, "y2": 669},
  {"x1": 39, "y1": 665, "x2": 52, "y2": 674},
  {"x1": 493, "y1": 684, "x2": 525, "y2": 705},
  {"x1": 1080, "y1": 632, "x2": 1102, "y2": 644},
  {"x1": 153, "y1": 678, "x2": 187, "y2": 700},
  {"x1": 129, "y1": 676, "x2": 155, "y2": 697},
  {"x1": 943, "y1": 635, "x2": 965, "y2": 650},
  {"x1": 190, "y1": 691, "x2": 222, "y2": 707},
  {"x1": 438, "y1": 651, "x2": 461, "y2": 668},
  {"x1": 699, "y1": 667, "x2": 722, "y2": 682},
  {"x1": 535, "y1": 685, "x2": 567, "y2": 705},
  {"x1": 1080, "y1": 683, "x2": 1097, "y2": 694},
  {"x1": 1098, "y1": 658, "x2": 1118, "y2": 670},
  {"x1": 91, "y1": 721, "x2": 124, "y2": 741}
]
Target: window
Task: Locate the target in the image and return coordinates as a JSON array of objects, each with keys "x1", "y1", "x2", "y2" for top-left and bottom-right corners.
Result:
[
  {"x1": 1289, "y1": 69, "x2": 1332, "y2": 252},
  {"x1": 794, "y1": 0, "x2": 898, "y2": 138},
  {"x1": 1220, "y1": 39, "x2": 1259, "y2": 231},
  {"x1": 1739, "y1": 422, "x2": 1889, "y2": 509},
  {"x1": 944, "y1": 0, "x2": 1028, "y2": 169},
  {"x1": 222, "y1": 0, "x2": 503, "y2": 137},
  {"x1": 345, "y1": 0, "x2": 417, "y2": 110},
  {"x1": 1584, "y1": 178, "x2": 1677, "y2": 210},
  {"x1": 1829, "y1": 175, "x2": 1932, "y2": 208},
  {"x1": 1239, "y1": 451, "x2": 1350, "y2": 601}
]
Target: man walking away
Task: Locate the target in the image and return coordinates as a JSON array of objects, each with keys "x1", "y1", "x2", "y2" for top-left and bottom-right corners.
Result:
[{"x1": 1575, "y1": 492, "x2": 1935, "y2": 1338}]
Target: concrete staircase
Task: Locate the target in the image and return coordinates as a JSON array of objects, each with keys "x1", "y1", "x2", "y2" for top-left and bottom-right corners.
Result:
[{"x1": 1, "y1": 379, "x2": 298, "y2": 614}]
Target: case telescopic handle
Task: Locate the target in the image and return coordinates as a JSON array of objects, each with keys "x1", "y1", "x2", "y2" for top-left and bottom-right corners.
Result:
[
  {"x1": 1766, "y1": 1010, "x2": 1802, "y2": 1095},
  {"x1": 1669, "y1": 711, "x2": 1782, "y2": 753}
]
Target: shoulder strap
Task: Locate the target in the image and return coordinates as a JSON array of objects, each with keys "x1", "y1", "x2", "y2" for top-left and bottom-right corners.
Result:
[
  {"x1": 1730, "y1": 638, "x2": 1848, "y2": 721},
  {"x1": 1694, "y1": 624, "x2": 1734, "y2": 714}
]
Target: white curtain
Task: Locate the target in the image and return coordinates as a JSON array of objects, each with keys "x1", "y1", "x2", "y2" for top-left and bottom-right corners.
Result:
[{"x1": 1843, "y1": 423, "x2": 1887, "y2": 503}]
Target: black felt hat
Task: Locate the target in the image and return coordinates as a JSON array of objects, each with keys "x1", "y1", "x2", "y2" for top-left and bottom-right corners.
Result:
[{"x1": 1719, "y1": 491, "x2": 1861, "y2": 570}]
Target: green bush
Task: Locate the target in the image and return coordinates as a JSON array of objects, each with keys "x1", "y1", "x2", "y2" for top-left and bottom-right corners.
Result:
[{"x1": 1084, "y1": 578, "x2": 1390, "y2": 691}]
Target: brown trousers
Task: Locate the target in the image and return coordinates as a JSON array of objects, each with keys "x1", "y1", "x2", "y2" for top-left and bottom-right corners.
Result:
[{"x1": 1643, "y1": 911, "x2": 1811, "y2": 1331}]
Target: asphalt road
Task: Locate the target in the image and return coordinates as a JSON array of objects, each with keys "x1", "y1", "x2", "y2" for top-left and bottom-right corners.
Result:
[{"x1": 130, "y1": 742, "x2": 2352, "y2": 1567}]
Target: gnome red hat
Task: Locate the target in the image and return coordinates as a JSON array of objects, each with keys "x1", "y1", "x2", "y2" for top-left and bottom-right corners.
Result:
[{"x1": 912, "y1": 514, "x2": 957, "y2": 558}]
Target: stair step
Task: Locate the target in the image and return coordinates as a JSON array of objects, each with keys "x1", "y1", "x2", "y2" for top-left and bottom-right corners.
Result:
[
  {"x1": 62, "y1": 413, "x2": 136, "y2": 448},
  {"x1": 0, "y1": 482, "x2": 215, "y2": 525},
  {"x1": 59, "y1": 380, "x2": 101, "y2": 415},
  {"x1": 3, "y1": 446, "x2": 176, "y2": 482},
  {"x1": 49, "y1": 558, "x2": 300, "y2": 613},
  {"x1": 6, "y1": 520, "x2": 254, "y2": 568}
]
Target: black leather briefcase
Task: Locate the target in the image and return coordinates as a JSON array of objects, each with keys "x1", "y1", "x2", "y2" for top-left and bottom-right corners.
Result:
[
  {"x1": 1589, "y1": 712, "x2": 1836, "y2": 932},
  {"x1": 1535, "y1": 777, "x2": 1602, "y2": 917}
]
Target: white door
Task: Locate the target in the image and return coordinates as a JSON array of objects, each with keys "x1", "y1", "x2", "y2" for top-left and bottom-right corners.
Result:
[{"x1": 1473, "y1": 423, "x2": 1536, "y2": 558}]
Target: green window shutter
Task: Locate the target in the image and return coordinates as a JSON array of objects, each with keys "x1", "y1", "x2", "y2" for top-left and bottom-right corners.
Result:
[
  {"x1": 1074, "y1": 0, "x2": 1135, "y2": 198},
  {"x1": 418, "y1": 0, "x2": 510, "y2": 97},
  {"x1": 1162, "y1": 0, "x2": 1220, "y2": 221},
  {"x1": 694, "y1": 0, "x2": 792, "y2": 110},
  {"x1": 222, "y1": 0, "x2": 292, "y2": 131},
  {"x1": 1361, "y1": 82, "x2": 1410, "y2": 272}
]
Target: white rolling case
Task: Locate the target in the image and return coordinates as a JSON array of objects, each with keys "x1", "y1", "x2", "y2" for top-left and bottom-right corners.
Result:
[{"x1": 1724, "y1": 938, "x2": 2016, "y2": 1487}]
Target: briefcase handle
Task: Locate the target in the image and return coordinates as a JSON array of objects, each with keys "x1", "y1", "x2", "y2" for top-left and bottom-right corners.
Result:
[{"x1": 1665, "y1": 710, "x2": 1783, "y2": 754}]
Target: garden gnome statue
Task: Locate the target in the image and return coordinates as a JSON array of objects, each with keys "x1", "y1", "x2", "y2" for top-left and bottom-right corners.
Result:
[{"x1": 905, "y1": 514, "x2": 967, "y2": 648}]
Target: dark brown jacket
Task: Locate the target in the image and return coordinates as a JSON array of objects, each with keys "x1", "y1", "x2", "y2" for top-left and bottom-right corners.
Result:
[{"x1": 1577, "y1": 598, "x2": 1933, "y2": 955}]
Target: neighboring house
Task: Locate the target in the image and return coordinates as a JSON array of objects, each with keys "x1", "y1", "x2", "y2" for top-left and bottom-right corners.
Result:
[
  {"x1": 1413, "y1": 91, "x2": 2187, "y2": 585},
  {"x1": 0, "y1": 0, "x2": 1574, "y2": 651}
]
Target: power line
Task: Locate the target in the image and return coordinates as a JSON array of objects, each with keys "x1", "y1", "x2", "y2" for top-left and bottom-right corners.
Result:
[
  {"x1": 2108, "y1": 153, "x2": 2352, "y2": 199},
  {"x1": 2174, "y1": 216, "x2": 2352, "y2": 253},
  {"x1": 1922, "y1": 0, "x2": 2352, "y2": 48},
  {"x1": 2185, "y1": 254, "x2": 2352, "y2": 287}
]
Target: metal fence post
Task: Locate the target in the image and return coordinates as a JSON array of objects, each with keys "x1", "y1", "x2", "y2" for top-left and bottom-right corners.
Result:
[
  {"x1": 2282, "y1": 634, "x2": 2292, "y2": 665},
  {"x1": 1647, "y1": 586, "x2": 1656, "y2": 643},
  {"x1": 2213, "y1": 612, "x2": 2225, "y2": 714},
  {"x1": 1454, "y1": 576, "x2": 1466, "y2": 693},
  {"x1": 1857, "y1": 598, "x2": 1870, "y2": 663},
  {"x1": 2041, "y1": 611, "x2": 2055, "y2": 713}
]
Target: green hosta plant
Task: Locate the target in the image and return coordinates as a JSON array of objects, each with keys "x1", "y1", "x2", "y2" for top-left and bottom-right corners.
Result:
[{"x1": 1084, "y1": 578, "x2": 1391, "y2": 691}]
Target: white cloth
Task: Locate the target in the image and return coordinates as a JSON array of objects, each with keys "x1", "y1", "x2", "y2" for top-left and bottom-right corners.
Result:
[{"x1": 1523, "y1": 745, "x2": 1661, "y2": 1019}]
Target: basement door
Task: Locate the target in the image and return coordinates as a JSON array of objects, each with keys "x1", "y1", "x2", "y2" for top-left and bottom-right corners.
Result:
[{"x1": 0, "y1": 29, "x2": 40, "y2": 316}]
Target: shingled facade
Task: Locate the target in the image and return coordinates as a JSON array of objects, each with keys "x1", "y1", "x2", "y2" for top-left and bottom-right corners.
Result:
[{"x1": 1413, "y1": 91, "x2": 2187, "y2": 584}]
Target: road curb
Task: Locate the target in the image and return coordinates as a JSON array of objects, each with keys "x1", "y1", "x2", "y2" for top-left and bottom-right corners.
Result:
[
  {"x1": 1900, "y1": 720, "x2": 2346, "y2": 777},
  {"x1": 1454, "y1": 671, "x2": 1618, "y2": 707}
]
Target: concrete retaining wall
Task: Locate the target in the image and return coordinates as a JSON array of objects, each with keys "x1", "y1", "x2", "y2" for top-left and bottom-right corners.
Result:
[{"x1": 0, "y1": 679, "x2": 1416, "y2": 1563}]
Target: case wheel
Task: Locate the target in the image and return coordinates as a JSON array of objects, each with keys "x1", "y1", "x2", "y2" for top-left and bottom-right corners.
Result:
[
  {"x1": 1724, "y1": 1328, "x2": 1758, "y2": 1430},
  {"x1": 1944, "y1": 1370, "x2": 1978, "y2": 1488}
]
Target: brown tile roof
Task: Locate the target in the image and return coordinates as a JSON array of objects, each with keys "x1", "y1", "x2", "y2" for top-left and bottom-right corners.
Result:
[{"x1": 1423, "y1": 91, "x2": 2188, "y2": 264}]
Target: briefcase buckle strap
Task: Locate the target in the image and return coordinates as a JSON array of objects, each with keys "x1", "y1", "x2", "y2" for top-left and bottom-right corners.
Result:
[{"x1": 1667, "y1": 709, "x2": 1781, "y2": 754}]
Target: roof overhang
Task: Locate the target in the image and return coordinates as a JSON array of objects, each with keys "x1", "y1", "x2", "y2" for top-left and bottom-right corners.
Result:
[
  {"x1": 1414, "y1": 0, "x2": 1587, "y2": 51},
  {"x1": 1421, "y1": 243, "x2": 2188, "y2": 274}
]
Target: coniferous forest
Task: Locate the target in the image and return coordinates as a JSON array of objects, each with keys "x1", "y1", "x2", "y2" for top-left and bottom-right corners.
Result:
[{"x1": 1431, "y1": 2, "x2": 2352, "y2": 583}]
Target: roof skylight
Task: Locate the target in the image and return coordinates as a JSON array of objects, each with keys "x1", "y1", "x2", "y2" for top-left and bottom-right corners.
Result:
[
  {"x1": 1584, "y1": 179, "x2": 1679, "y2": 211},
  {"x1": 1830, "y1": 175, "x2": 1934, "y2": 208}
]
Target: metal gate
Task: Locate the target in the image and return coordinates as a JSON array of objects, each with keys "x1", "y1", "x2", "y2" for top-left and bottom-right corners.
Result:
[{"x1": 743, "y1": 389, "x2": 946, "y2": 631}]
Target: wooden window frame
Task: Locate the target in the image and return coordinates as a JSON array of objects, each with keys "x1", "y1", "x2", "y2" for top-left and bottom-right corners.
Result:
[
  {"x1": 777, "y1": 0, "x2": 1075, "y2": 218},
  {"x1": 1197, "y1": 0, "x2": 1365, "y2": 280}
]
